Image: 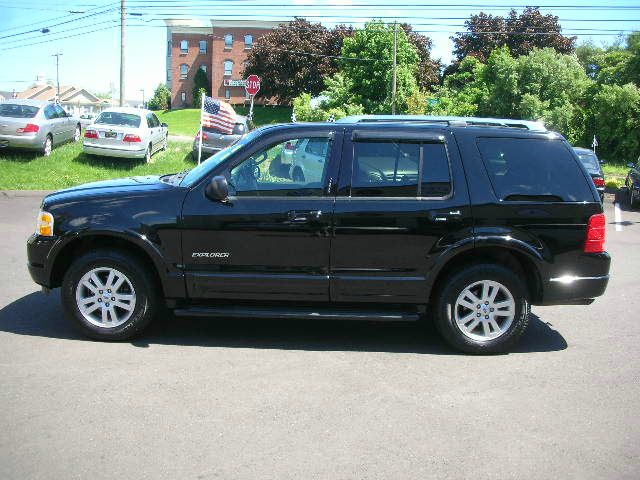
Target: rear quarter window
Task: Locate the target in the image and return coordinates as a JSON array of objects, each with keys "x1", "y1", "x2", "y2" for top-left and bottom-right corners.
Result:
[{"x1": 477, "y1": 137, "x2": 594, "y2": 202}]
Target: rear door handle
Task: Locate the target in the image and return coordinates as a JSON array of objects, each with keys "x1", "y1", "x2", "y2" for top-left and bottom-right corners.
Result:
[{"x1": 288, "y1": 210, "x2": 322, "y2": 222}]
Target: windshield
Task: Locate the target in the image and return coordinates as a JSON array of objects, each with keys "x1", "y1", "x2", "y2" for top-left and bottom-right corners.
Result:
[
  {"x1": 0, "y1": 104, "x2": 39, "y2": 118},
  {"x1": 180, "y1": 128, "x2": 264, "y2": 187},
  {"x1": 576, "y1": 151, "x2": 600, "y2": 173},
  {"x1": 95, "y1": 112, "x2": 141, "y2": 128}
]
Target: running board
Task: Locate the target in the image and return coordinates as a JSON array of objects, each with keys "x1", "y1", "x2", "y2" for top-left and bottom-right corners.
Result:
[{"x1": 173, "y1": 305, "x2": 420, "y2": 322}]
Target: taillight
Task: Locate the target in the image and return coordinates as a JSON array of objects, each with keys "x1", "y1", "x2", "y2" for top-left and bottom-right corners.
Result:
[
  {"x1": 593, "y1": 177, "x2": 605, "y2": 187},
  {"x1": 196, "y1": 131, "x2": 208, "y2": 141},
  {"x1": 584, "y1": 213, "x2": 606, "y2": 253},
  {"x1": 84, "y1": 129, "x2": 99, "y2": 139},
  {"x1": 123, "y1": 134, "x2": 141, "y2": 143},
  {"x1": 17, "y1": 123, "x2": 39, "y2": 134},
  {"x1": 285, "y1": 141, "x2": 295, "y2": 150}
]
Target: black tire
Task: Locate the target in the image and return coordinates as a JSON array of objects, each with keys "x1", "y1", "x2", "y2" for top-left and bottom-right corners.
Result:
[
  {"x1": 61, "y1": 249, "x2": 159, "y2": 341},
  {"x1": 433, "y1": 263, "x2": 530, "y2": 354},
  {"x1": 145, "y1": 144, "x2": 152, "y2": 163},
  {"x1": 72, "y1": 124, "x2": 81, "y2": 143},
  {"x1": 43, "y1": 134, "x2": 53, "y2": 157}
]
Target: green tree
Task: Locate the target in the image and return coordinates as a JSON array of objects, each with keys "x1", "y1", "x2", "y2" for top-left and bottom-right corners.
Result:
[
  {"x1": 337, "y1": 21, "x2": 420, "y2": 113},
  {"x1": 192, "y1": 68, "x2": 210, "y2": 107},
  {"x1": 589, "y1": 83, "x2": 640, "y2": 163},
  {"x1": 147, "y1": 83, "x2": 171, "y2": 111}
]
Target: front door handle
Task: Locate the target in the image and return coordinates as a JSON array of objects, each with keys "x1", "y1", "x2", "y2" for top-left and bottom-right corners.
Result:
[
  {"x1": 288, "y1": 210, "x2": 322, "y2": 222},
  {"x1": 430, "y1": 210, "x2": 463, "y2": 222}
]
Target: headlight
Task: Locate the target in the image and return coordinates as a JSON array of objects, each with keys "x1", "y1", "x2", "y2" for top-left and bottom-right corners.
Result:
[{"x1": 36, "y1": 210, "x2": 54, "y2": 236}]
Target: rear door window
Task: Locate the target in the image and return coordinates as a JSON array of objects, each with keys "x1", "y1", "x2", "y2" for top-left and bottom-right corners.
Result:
[
  {"x1": 44, "y1": 105, "x2": 58, "y2": 120},
  {"x1": 54, "y1": 105, "x2": 68, "y2": 118},
  {"x1": 351, "y1": 140, "x2": 452, "y2": 198},
  {"x1": 477, "y1": 138, "x2": 593, "y2": 202}
]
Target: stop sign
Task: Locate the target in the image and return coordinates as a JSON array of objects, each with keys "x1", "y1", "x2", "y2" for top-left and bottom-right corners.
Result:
[{"x1": 245, "y1": 74, "x2": 261, "y2": 96}]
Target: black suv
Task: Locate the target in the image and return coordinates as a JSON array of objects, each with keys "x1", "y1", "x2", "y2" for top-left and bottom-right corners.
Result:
[{"x1": 27, "y1": 116, "x2": 610, "y2": 353}]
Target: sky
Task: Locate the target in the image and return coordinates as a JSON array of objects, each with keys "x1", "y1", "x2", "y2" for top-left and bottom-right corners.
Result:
[{"x1": 0, "y1": 0, "x2": 638, "y2": 101}]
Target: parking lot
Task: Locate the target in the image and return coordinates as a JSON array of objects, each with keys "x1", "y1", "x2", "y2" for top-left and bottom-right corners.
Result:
[{"x1": 0, "y1": 191, "x2": 638, "y2": 479}]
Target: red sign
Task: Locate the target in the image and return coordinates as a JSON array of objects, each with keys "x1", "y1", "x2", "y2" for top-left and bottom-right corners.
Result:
[{"x1": 245, "y1": 75, "x2": 261, "y2": 96}]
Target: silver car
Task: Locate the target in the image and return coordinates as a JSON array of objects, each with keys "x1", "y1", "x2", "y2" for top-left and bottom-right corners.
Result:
[
  {"x1": 83, "y1": 107, "x2": 168, "y2": 163},
  {"x1": 0, "y1": 99, "x2": 81, "y2": 156},
  {"x1": 192, "y1": 115, "x2": 248, "y2": 160}
]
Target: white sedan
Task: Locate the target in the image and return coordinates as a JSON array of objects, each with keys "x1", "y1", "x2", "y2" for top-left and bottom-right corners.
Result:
[{"x1": 83, "y1": 107, "x2": 168, "y2": 162}]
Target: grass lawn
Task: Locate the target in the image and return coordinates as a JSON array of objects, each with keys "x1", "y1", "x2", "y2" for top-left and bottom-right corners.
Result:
[
  {"x1": 0, "y1": 141, "x2": 194, "y2": 190},
  {"x1": 157, "y1": 105, "x2": 293, "y2": 136}
]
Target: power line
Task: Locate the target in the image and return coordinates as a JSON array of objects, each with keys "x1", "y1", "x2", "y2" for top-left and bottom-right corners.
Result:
[
  {"x1": 0, "y1": 24, "x2": 119, "y2": 51},
  {"x1": 1, "y1": 18, "x2": 119, "y2": 46}
]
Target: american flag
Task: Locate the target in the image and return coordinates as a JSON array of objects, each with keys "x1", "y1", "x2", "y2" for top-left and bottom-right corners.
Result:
[{"x1": 201, "y1": 96, "x2": 236, "y2": 134}]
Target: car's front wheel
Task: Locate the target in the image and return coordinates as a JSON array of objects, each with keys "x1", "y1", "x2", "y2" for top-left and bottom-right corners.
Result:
[
  {"x1": 434, "y1": 264, "x2": 530, "y2": 354},
  {"x1": 61, "y1": 250, "x2": 159, "y2": 340}
]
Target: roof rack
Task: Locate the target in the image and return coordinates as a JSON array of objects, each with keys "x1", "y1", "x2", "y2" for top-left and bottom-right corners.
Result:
[{"x1": 336, "y1": 115, "x2": 547, "y2": 132}]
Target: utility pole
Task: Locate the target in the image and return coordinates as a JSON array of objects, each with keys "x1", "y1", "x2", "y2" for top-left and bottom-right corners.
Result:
[
  {"x1": 140, "y1": 88, "x2": 145, "y2": 108},
  {"x1": 52, "y1": 53, "x2": 63, "y2": 102},
  {"x1": 119, "y1": 0, "x2": 126, "y2": 106},
  {"x1": 391, "y1": 22, "x2": 397, "y2": 115}
]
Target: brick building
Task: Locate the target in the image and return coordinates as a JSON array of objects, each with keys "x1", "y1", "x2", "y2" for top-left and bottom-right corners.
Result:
[{"x1": 165, "y1": 19, "x2": 281, "y2": 108}]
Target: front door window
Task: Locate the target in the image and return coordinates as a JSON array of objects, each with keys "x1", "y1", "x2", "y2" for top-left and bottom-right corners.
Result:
[{"x1": 230, "y1": 137, "x2": 332, "y2": 197}]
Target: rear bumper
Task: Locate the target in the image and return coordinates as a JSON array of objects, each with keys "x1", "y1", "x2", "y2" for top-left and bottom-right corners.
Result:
[
  {"x1": 0, "y1": 133, "x2": 43, "y2": 150},
  {"x1": 537, "y1": 252, "x2": 611, "y2": 305},
  {"x1": 192, "y1": 143, "x2": 221, "y2": 156},
  {"x1": 83, "y1": 143, "x2": 147, "y2": 158}
]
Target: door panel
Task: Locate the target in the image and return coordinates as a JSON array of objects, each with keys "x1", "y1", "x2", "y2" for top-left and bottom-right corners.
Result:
[
  {"x1": 180, "y1": 128, "x2": 342, "y2": 302},
  {"x1": 330, "y1": 128, "x2": 472, "y2": 304}
]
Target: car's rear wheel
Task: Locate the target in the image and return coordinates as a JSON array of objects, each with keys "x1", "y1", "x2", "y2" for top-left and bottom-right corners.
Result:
[
  {"x1": 433, "y1": 263, "x2": 530, "y2": 354},
  {"x1": 43, "y1": 135, "x2": 52, "y2": 157},
  {"x1": 145, "y1": 144, "x2": 152, "y2": 163},
  {"x1": 161, "y1": 134, "x2": 168, "y2": 151},
  {"x1": 61, "y1": 250, "x2": 159, "y2": 341},
  {"x1": 73, "y1": 125, "x2": 81, "y2": 143}
]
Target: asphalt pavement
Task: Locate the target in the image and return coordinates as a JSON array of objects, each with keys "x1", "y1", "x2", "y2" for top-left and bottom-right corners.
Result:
[{"x1": 0, "y1": 191, "x2": 638, "y2": 480}]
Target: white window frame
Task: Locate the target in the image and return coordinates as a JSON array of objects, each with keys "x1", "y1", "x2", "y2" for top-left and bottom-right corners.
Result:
[
  {"x1": 244, "y1": 35, "x2": 253, "y2": 49},
  {"x1": 200, "y1": 64, "x2": 207, "y2": 73},
  {"x1": 224, "y1": 60, "x2": 233, "y2": 76},
  {"x1": 225, "y1": 89, "x2": 231, "y2": 100},
  {"x1": 180, "y1": 40, "x2": 188, "y2": 54},
  {"x1": 199, "y1": 40, "x2": 207, "y2": 54},
  {"x1": 180, "y1": 64, "x2": 188, "y2": 79},
  {"x1": 224, "y1": 34, "x2": 233, "y2": 49},
  {"x1": 181, "y1": 91, "x2": 186, "y2": 102}
]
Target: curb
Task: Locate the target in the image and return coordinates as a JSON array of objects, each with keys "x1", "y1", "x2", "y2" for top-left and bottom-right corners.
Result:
[{"x1": 0, "y1": 190, "x2": 53, "y2": 198}]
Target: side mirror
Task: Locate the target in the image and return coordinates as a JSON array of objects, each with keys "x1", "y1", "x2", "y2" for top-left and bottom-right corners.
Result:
[
  {"x1": 161, "y1": 123, "x2": 168, "y2": 128},
  {"x1": 205, "y1": 175, "x2": 229, "y2": 201},
  {"x1": 628, "y1": 162, "x2": 635, "y2": 169}
]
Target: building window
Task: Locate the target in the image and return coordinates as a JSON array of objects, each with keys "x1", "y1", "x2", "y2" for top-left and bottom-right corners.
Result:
[
  {"x1": 180, "y1": 40, "x2": 188, "y2": 54},
  {"x1": 181, "y1": 91, "x2": 186, "y2": 102},
  {"x1": 244, "y1": 35, "x2": 253, "y2": 49},
  {"x1": 200, "y1": 64, "x2": 207, "y2": 73},
  {"x1": 225, "y1": 89, "x2": 231, "y2": 100},
  {"x1": 224, "y1": 60, "x2": 233, "y2": 76},
  {"x1": 167, "y1": 68, "x2": 173, "y2": 81},
  {"x1": 199, "y1": 40, "x2": 207, "y2": 54},
  {"x1": 224, "y1": 34, "x2": 233, "y2": 49},
  {"x1": 180, "y1": 64, "x2": 188, "y2": 79},
  {"x1": 167, "y1": 39, "x2": 172, "y2": 57}
]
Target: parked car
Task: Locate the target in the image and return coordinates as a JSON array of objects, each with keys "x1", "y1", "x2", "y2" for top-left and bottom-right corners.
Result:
[
  {"x1": 83, "y1": 108, "x2": 168, "y2": 163},
  {"x1": 79, "y1": 114, "x2": 95, "y2": 129},
  {"x1": 573, "y1": 147, "x2": 605, "y2": 201},
  {"x1": 27, "y1": 116, "x2": 610, "y2": 354},
  {"x1": 192, "y1": 115, "x2": 248, "y2": 160},
  {"x1": 626, "y1": 158, "x2": 640, "y2": 208},
  {"x1": 0, "y1": 99, "x2": 81, "y2": 156},
  {"x1": 288, "y1": 138, "x2": 331, "y2": 183}
]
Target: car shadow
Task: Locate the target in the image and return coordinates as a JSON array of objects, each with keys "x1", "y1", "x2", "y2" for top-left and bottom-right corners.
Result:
[
  {"x1": 74, "y1": 152, "x2": 146, "y2": 170},
  {"x1": 0, "y1": 291, "x2": 567, "y2": 355}
]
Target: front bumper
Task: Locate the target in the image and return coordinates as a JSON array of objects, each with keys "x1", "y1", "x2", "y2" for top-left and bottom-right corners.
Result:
[
  {"x1": 27, "y1": 234, "x2": 57, "y2": 287},
  {"x1": 83, "y1": 143, "x2": 147, "y2": 158}
]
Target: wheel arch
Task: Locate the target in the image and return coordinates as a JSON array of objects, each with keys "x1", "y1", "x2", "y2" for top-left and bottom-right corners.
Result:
[
  {"x1": 49, "y1": 231, "x2": 166, "y2": 294},
  {"x1": 427, "y1": 242, "x2": 544, "y2": 306}
]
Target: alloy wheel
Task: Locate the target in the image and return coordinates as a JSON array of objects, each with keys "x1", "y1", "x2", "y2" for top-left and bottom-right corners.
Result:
[
  {"x1": 453, "y1": 280, "x2": 515, "y2": 342},
  {"x1": 75, "y1": 267, "x2": 136, "y2": 328}
]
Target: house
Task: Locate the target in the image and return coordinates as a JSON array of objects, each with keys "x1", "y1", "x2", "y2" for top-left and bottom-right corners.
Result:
[
  {"x1": 16, "y1": 84, "x2": 108, "y2": 116},
  {"x1": 165, "y1": 19, "x2": 282, "y2": 108},
  {"x1": 0, "y1": 91, "x2": 16, "y2": 102}
]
